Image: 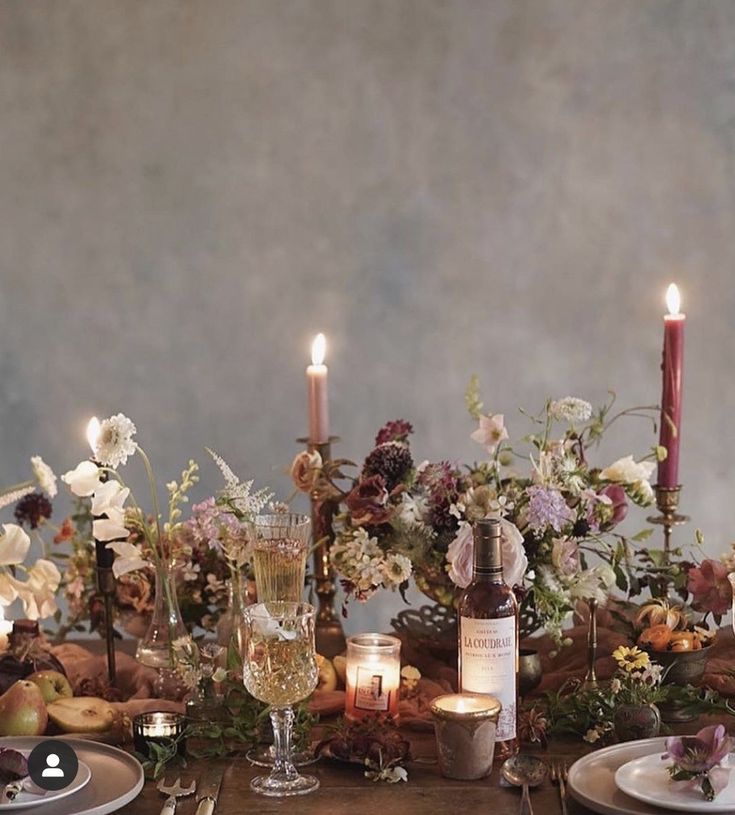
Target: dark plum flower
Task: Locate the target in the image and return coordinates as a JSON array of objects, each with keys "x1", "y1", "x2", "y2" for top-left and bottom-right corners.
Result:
[
  {"x1": 14, "y1": 493, "x2": 52, "y2": 529},
  {"x1": 345, "y1": 475, "x2": 392, "y2": 526},
  {"x1": 375, "y1": 420, "x2": 414, "y2": 446},
  {"x1": 363, "y1": 443, "x2": 413, "y2": 491}
]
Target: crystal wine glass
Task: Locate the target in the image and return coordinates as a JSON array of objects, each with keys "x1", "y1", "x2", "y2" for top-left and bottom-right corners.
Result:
[
  {"x1": 243, "y1": 602, "x2": 320, "y2": 797},
  {"x1": 729, "y1": 573, "x2": 735, "y2": 636}
]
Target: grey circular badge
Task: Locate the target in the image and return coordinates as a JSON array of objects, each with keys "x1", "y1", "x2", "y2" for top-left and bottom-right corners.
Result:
[{"x1": 28, "y1": 740, "x2": 78, "y2": 791}]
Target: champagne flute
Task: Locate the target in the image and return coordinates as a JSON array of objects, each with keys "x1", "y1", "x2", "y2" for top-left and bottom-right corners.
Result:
[{"x1": 243, "y1": 602, "x2": 320, "y2": 797}]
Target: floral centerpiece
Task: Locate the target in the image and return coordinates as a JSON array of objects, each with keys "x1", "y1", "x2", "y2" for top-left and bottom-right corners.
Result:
[{"x1": 294, "y1": 383, "x2": 660, "y2": 643}]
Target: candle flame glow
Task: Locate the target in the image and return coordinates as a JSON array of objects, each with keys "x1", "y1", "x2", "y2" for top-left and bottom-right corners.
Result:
[
  {"x1": 666, "y1": 283, "x2": 681, "y2": 316},
  {"x1": 86, "y1": 416, "x2": 101, "y2": 454},
  {"x1": 311, "y1": 333, "x2": 326, "y2": 366}
]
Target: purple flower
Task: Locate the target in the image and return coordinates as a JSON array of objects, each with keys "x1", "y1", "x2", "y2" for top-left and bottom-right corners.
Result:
[
  {"x1": 526, "y1": 485, "x2": 574, "y2": 534},
  {"x1": 186, "y1": 497, "x2": 243, "y2": 552},
  {"x1": 665, "y1": 725, "x2": 734, "y2": 800}
]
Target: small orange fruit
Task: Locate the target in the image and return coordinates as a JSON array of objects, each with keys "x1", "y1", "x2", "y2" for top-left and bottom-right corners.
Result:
[
  {"x1": 638, "y1": 624, "x2": 673, "y2": 652},
  {"x1": 670, "y1": 632, "x2": 695, "y2": 652}
]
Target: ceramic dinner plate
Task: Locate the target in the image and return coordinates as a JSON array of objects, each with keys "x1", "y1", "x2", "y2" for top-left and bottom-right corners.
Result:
[
  {"x1": 615, "y1": 751, "x2": 735, "y2": 813},
  {"x1": 0, "y1": 737, "x2": 144, "y2": 815},
  {"x1": 568, "y1": 737, "x2": 679, "y2": 815}
]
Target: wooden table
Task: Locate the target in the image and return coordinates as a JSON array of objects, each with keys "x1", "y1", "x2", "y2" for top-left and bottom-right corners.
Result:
[{"x1": 117, "y1": 729, "x2": 607, "y2": 815}]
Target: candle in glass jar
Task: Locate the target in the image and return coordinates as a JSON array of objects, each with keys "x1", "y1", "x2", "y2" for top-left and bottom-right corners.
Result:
[
  {"x1": 306, "y1": 333, "x2": 329, "y2": 444},
  {"x1": 345, "y1": 634, "x2": 401, "y2": 721},
  {"x1": 132, "y1": 711, "x2": 186, "y2": 757},
  {"x1": 431, "y1": 693, "x2": 501, "y2": 780},
  {"x1": 658, "y1": 284, "x2": 685, "y2": 488}
]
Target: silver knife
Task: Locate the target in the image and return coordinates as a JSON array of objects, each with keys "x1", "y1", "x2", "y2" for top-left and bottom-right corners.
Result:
[{"x1": 194, "y1": 768, "x2": 223, "y2": 815}]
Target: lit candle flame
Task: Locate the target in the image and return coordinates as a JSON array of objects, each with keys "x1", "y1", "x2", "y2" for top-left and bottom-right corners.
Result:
[
  {"x1": 86, "y1": 416, "x2": 101, "y2": 454},
  {"x1": 666, "y1": 283, "x2": 681, "y2": 316},
  {"x1": 311, "y1": 333, "x2": 326, "y2": 366}
]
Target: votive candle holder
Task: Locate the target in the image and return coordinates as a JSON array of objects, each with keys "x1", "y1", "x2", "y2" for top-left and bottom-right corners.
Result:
[{"x1": 345, "y1": 633, "x2": 401, "y2": 721}]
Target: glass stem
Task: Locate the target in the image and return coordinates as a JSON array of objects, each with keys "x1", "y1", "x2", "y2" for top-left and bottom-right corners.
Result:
[{"x1": 270, "y1": 707, "x2": 297, "y2": 780}]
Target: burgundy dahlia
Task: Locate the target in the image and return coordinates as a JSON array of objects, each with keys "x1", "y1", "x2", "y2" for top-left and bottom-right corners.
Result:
[
  {"x1": 362, "y1": 442, "x2": 413, "y2": 491},
  {"x1": 345, "y1": 475, "x2": 392, "y2": 526},
  {"x1": 375, "y1": 420, "x2": 414, "y2": 446},
  {"x1": 14, "y1": 492, "x2": 52, "y2": 529}
]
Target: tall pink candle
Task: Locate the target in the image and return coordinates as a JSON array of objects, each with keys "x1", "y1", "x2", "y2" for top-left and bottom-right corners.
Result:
[
  {"x1": 307, "y1": 333, "x2": 330, "y2": 443},
  {"x1": 657, "y1": 284, "x2": 685, "y2": 488}
]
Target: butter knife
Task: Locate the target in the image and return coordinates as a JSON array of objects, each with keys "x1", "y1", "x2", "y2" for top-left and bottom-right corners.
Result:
[{"x1": 194, "y1": 768, "x2": 223, "y2": 815}]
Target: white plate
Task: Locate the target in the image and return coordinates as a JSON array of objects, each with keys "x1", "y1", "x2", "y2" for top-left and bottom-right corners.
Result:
[
  {"x1": 0, "y1": 738, "x2": 143, "y2": 815},
  {"x1": 568, "y1": 737, "x2": 678, "y2": 815},
  {"x1": 0, "y1": 756, "x2": 91, "y2": 809},
  {"x1": 616, "y1": 751, "x2": 735, "y2": 813}
]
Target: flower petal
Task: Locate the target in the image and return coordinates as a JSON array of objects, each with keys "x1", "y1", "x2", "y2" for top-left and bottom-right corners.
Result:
[{"x1": 0, "y1": 524, "x2": 31, "y2": 566}]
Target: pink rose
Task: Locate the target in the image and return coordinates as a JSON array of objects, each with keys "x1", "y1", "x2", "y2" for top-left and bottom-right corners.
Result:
[
  {"x1": 447, "y1": 518, "x2": 527, "y2": 589},
  {"x1": 687, "y1": 560, "x2": 733, "y2": 617},
  {"x1": 345, "y1": 475, "x2": 392, "y2": 526}
]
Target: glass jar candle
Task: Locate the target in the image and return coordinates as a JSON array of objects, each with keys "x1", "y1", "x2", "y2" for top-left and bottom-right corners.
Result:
[
  {"x1": 132, "y1": 711, "x2": 187, "y2": 758},
  {"x1": 345, "y1": 634, "x2": 401, "y2": 721},
  {"x1": 430, "y1": 693, "x2": 501, "y2": 780}
]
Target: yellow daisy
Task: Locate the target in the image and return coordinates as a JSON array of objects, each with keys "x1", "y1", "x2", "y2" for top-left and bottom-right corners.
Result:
[{"x1": 612, "y1": 645, "x2": 650, "y2": 673}]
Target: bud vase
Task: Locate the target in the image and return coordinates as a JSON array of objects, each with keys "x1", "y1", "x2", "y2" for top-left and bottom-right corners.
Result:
[
  {"x1": 216, "y1": 568, "x2": 252, "y2": 665},
  {"x1": 136, "y1": 561, "x2": 192, "y2": 699}
]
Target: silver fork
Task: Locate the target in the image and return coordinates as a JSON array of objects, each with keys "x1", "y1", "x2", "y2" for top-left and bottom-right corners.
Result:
[
  {"x1": 157, "y1": 777, "x2": 197, "y2": 815},
  {"x1": 549, "y1": 761, "x2": 569, "y2": 815}
]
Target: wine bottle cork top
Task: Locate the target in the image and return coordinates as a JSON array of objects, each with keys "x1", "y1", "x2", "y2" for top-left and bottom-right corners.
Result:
[{"x1": 473, "y1": 519, "x2": 503, "y2": 572}]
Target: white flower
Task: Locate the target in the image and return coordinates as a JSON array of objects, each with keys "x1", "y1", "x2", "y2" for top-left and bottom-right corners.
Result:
[
  {"x1": 569, "y1": 565, "x2": 616, "y2": 603},
  {"x1": 0, "y1": 524, "x2": 31, "y2": 566},
  {"x1": 365, "y1": 764, "x2": 408, "y2": 783},
  {"x1": 640, "y1": 663, "x2": 663, "y2": 685},
  {"x1": 182, "y1": 561, "x2": 201, "y2": 582},
  {"x1": 30, "y1": 456, "x2": 57, "y2": 498},
  {"x1": 584, "y1": 728, "x2": 602, "y2": 744},
  {"x1": 600, "y1": 455, "x2": 655, "y2": 485},
  {"x1": 94, "y1": 414, "x2": 137, "y2": 469},
  {"x1": 398, "y1": 493, "x2": 428, "y2": 527},
  {"x1": 90, "y1": 479, "x2": 130, "y2": 524},
  {"x1": 207, "y1": 449, "x2": 273, "y2": 518},
  {"x1": 62, "y1": 460, "x2": 103, "y2": 497},
  {"x1": 471, "y1": 414, "x2": 509, "y2": 455},
  {"x1": 610, "y1": 677, "x2": 622, "y2": 694},
  {"x1": 13, "y1": 559, "x2": 61, "y2": 619},
  {"x1": 549, "y1": 397, "x2": 593, "y2": 424},
  {"x1": 381, "y1": 553, "x2": 412, "y2": 586},
  {"x1": 93, "y1": 517, "x2": 129, "y2": 542},
  {"x1": 107, "y1": 541, "x2": 150, "y2": 577}
]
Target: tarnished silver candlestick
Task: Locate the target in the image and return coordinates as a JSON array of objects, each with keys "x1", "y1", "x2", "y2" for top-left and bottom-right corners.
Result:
[{"x1": 298, "y1": 436, "x2": 346, "y2": 659}]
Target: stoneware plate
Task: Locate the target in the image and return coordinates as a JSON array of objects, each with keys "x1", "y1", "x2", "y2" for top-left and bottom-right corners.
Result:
[
  {"x1": 615, "y1": 751, "x2": 735, "y2": 813},
  {"x1": 0, "y1": 737, "x2": 143, "y2": 815},
  {"x1": 568, "y1": 737, "x2": 677, "y2": 815}
]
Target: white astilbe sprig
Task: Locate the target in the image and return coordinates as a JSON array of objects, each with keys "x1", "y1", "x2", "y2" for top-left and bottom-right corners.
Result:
[
  {"x1": 0, "y1": 485, "x2": 35, "y2": 511},
  {"x1": 206, "y1": 448, "x2": 274, "y2": 520}
]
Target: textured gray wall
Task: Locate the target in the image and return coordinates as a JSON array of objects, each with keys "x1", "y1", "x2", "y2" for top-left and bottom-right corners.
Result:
[{"x1": 1, "y1": 1, "x2": 734, "y2": 634}]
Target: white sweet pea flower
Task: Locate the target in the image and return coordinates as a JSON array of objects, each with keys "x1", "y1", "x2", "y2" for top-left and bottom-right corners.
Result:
[
  {"x1": 0, "y1": 574, "x2": 18, "y2": 606},
  {"x1": 15, "y1": 559, "x2": 61, "y2": 619},
  {"x1": 0, "y1": 524, "x2": 31, "y2": 566},
  {"x1": 600, "y1": 455, "x2": 655, "y2": 485},
  {"x1": 107, "y1": 541, "x2": 150, "y2": 577},
  {"x1": 93, "y1": 517, "x2": 129, "y2": 542},
  {"x1": 62, "y1": 461, "x2": 102, "y2": 497},
  {"x1": 30, "y1": 456, "x2": 57, "y2": 498},
  {"x1": 471, "y1": 414, "x2": 509, "y2": 455},
  {"x1": 91, "y1": 479, "x2": 130, "y2": 523}
]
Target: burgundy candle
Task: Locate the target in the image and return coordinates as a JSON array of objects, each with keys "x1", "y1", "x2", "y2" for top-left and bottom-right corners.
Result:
[
  {"x1": 306, "y1": 333, "x2": 330, "y2": 443},
  {"x1": 657, "y1": 284, "x2": 685, "y2": 488}
]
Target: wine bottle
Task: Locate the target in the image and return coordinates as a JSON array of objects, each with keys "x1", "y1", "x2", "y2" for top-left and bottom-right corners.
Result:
[{"x1": 457, "y1": 518, "x2": 519, "y2": 759}]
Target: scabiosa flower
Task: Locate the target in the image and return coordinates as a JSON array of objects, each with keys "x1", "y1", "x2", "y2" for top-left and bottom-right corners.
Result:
[
  {"x1": 526, "y1": 485, "x2": 574, "y2": 534},
  {"x1": 375, "y1": 420, "x2": 413, "y2": 446},
  {"x1": 549, "y1": 397, "x2": 593, "y2": 424},
  {"x1": 13, "y1": 493, "x2": 52, "y2": 530},
  {"x1": 362, "y1": 442, "x2": 413, "y2": 491},
  {"x1": 30, "y1": 456, "x2": 57, "y2": 498},
  {"x1": 94, "y1": 413, "x2": 137, "y2": 468}
]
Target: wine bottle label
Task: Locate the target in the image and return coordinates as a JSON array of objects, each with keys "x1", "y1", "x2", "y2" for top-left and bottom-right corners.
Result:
[
  {"x1": 460, "y1": 615, "x2": 517, "y2": 741},
  {"x1": 352, "y1": 667, "x2": 392, "y2": 713}
]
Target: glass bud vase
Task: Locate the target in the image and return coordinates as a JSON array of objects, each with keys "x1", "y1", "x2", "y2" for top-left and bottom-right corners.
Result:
[
  {"x1": 216, "y1": 568, "x2": 250, "y2": 667},
  {"x1": 136, "y1": 561, "x2": 191, "y2": 699}
]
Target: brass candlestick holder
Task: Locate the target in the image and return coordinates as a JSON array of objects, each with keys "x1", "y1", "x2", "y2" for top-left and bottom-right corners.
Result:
[
  {"x1": 647, "y1": 485, "x2": 690, "y2": 565},
  {"x1": 298, "y1": 436, "x2": 346, "y2": 659},
  {"x1": 582, "y1": 597, "x2": 598, "y2": 689}
]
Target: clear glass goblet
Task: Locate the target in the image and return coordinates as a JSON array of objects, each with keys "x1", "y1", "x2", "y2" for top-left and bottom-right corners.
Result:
[
  {"x1": 728, "y1": 573, "x2": 735, "y2": 635},
  {"x1": 243, "y1": 602, "x2": 320, "y2": 797}
]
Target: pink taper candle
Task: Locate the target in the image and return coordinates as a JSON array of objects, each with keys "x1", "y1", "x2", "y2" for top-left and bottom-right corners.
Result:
[
  {"x1": 658, "y1": 284, "x2": 685, "y2": 488},
  {"x1": 307, "y1": 333, "x2": 330, "y2": 443}
]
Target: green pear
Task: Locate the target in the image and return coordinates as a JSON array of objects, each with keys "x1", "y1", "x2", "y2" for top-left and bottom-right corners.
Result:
[
  {"x1": 27, "y1": 670, "x2": 73, "y2": 704},
  {"x1": 0, "y1": 680, "x2": 48, "y2": 736}
]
